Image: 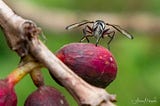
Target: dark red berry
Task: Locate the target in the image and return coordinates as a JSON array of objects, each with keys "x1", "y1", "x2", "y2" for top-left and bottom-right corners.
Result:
[
  {"x1": 56, "y1": 43, "x2": 117, "y2": 88},
  {"x1": 0, "y1": 79, "x2": 17, "y2": 106},
  {"x1": 25, "y1": 85, "x2": 69, "y2": 106}
]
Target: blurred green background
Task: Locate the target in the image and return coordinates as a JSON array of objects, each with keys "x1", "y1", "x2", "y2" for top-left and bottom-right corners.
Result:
[{"x1": 0, "y1": 0, "x2": 160, "y2": 106}]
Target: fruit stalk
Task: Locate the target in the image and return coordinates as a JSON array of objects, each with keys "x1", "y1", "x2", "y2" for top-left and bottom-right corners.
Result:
[
  {"x1": 30, "y1": 68, "x2": 44, "y2": 87},
  {"x1": 7, "y1": 61, "x2": 41, "y2": 86}
]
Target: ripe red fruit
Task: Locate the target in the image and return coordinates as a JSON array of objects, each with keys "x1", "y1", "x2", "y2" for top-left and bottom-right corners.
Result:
[
  {"x1": 56, "y1": 43, "x2": 117, "y2": 88},
  {"x1": 0, "y1": 79, "x2": 17, "y2": 106},
  {"x1": 25, "y1": 85, "x2": 69, "y2": 106}
]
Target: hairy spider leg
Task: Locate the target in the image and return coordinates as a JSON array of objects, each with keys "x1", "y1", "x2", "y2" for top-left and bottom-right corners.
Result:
[{"x1": 80, "y1": 25, "x2": 93, "y2": 42}]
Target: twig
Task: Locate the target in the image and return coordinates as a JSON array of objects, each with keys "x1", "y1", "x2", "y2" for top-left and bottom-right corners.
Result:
[{"x1": 0, "y1": 0, "x2": 116, "y2": 105}]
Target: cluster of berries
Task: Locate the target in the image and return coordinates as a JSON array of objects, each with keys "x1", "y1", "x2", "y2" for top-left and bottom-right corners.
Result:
[{"x1": 0, "y1": 43, "x2": 117, "y2": 105}]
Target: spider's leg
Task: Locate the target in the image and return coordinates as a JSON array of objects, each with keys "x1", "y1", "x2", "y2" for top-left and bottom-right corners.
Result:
[
  {"x1": 103, "y1": 30, "x2": 115, "y2": 49},
  {"x1": 106, "y1": 23, "x2": 133, "y2": 39},
  {"x1": 102, "y1": 28, "x2": 110, "y2": 38},
  {"x1": 95, "y1": 36, "x2": 102, "y2": 46},
  {"x1": 80, "y1": 25, "x2": 93, "y2": 43},
  {"x1": 80, "y1": 36, "x2": 86, "y2": 42}
]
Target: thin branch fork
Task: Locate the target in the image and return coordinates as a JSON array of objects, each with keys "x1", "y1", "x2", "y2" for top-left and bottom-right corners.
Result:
[{"x1": 0, "y1": 0, "x2": 116, "y2": 106}]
